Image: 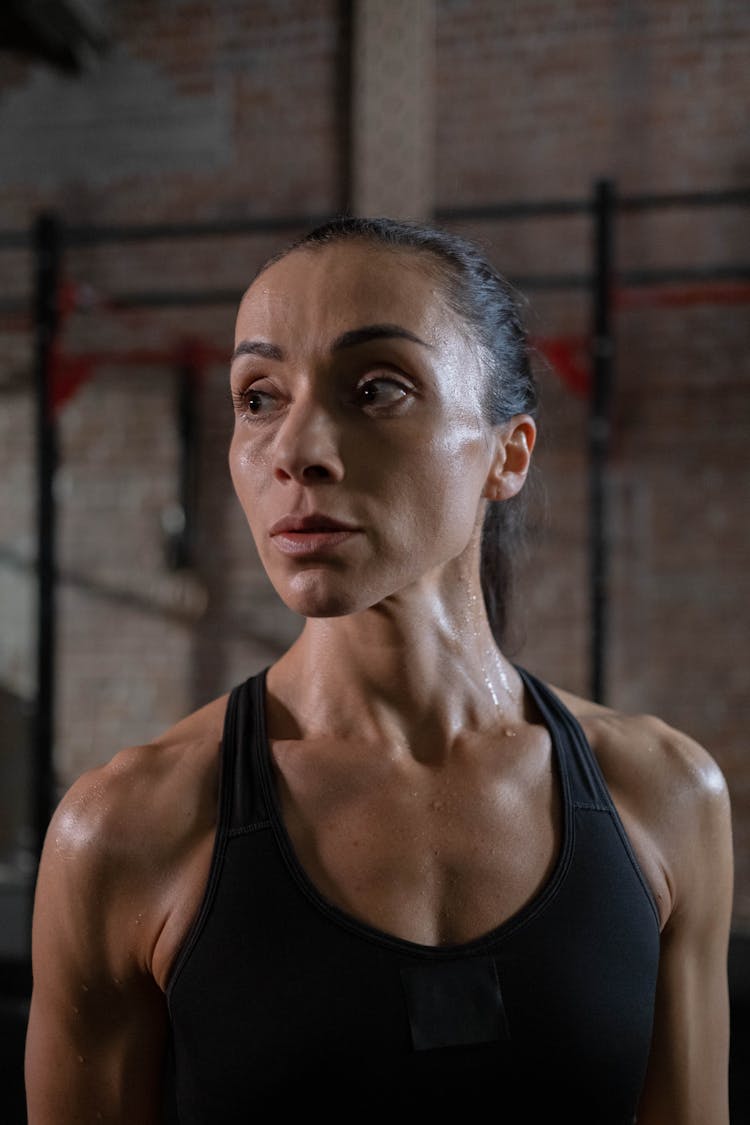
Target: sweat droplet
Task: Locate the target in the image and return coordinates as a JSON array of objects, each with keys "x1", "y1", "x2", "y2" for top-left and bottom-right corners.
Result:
[
  {"x1": 483, "y1": 671, "x2": 500, "y2": 708},
  {"x1": 503, "y1": 728, "x2": 517, "y2": 738}
]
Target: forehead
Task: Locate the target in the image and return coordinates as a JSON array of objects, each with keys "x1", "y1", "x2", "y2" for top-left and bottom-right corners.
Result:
[{"x1": 235, "y1": 241, "x2": 463, "y2": 350}]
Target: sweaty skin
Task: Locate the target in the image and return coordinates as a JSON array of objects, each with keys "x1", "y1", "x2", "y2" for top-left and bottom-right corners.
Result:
[{"x1": 25, "y1": 243, "x2": 733, "y2": 1124}]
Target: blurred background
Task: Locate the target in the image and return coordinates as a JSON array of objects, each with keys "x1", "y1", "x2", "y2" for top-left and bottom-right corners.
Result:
[{"x1": 0, "y1": 0, "x2": 748, "y2": 1120}]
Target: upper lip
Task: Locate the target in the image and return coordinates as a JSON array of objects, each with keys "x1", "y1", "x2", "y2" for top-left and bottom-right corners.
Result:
[{"x1": 269, "y1": 513, "x2": 360, "y2": 535}]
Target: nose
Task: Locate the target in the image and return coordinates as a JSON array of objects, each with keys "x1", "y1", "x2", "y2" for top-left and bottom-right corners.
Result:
[{"x1": 272, "y1": 397, "x2": 345, "y2": 485}]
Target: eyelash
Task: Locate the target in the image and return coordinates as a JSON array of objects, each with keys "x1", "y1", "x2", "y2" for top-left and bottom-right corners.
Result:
[
  {"x1": 355, "y1": 376, "x2": 410, "y2": 407},
  {"x1": 231, "y1": 387, "x2": 274, "y2": 416},
  {"x1": 231, "y1": 375, "x2": 412, "y2": 418}
]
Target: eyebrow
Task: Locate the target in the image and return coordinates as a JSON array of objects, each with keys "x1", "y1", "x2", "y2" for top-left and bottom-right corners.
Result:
[
  {"x1": 331, "y1": 323, "x2": 431, "y2": 352},
  {"x1": 231, "y1": 323, "x2": 431, "y2": 364},
  {"x1": 231, "y1": 339, "x2": 284, "y2": 363}
]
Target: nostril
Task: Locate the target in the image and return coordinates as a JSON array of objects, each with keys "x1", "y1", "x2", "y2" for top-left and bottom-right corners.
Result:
[{"x1": 303, "y1": 465, "x2": 332, "y2": 480}]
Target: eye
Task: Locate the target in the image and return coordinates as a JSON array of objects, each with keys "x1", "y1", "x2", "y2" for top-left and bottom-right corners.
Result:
[
  {"x1": 231, "y1": 385, "x2": 279, "y2": 417},
  {"x1": 355, "y1": 377, "x2": 410, "y2": 410}
]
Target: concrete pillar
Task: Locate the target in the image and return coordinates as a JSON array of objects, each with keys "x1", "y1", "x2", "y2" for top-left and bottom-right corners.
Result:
[{"x1": 351, "y1": 0, "x2": 436, "y2": 220}]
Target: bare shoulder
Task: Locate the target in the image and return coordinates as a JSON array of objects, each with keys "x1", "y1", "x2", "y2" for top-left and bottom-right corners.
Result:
[
  {"x1": 35, "y1": 692, "x2": 230, "y2": 983},
  {"x1": 551, "y1": 684, "x2": 728, "y2": 814},
  {"x1": 549, "y1": 684, "x2": 732, "y2": 927},
  {"x1": 51, "y1": 692, "x2": 228, "y2": 875}
]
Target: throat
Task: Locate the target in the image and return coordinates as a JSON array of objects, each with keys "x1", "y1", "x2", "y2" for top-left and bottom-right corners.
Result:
[{"x1": 267, "y1": 634, "x2": 526, "y2": 753}]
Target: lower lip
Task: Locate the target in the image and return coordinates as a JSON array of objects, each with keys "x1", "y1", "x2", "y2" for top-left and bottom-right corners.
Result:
[{"x1": 270, "y1": 529, "x2": 360, "y2": 556}]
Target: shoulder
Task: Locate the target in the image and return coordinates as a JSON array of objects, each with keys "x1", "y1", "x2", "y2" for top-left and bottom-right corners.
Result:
[
  {"x1": 551, "y1": 685, "x2": 732, "y2": 928},
  {"x1": 36, "y1": 692, "x2": 230, "y2": 976},
  {"x1": 552, "y1": 686, "x2": 729, "y2": 822},
  {"x1": 52, "y1": 692, "x2": 229, "y2": 868}
]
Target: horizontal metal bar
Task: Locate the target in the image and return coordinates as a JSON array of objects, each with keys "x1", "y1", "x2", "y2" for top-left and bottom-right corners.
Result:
[
  {"x1": 508, "y1": 273, "x2": 592, "y2": 291},
  {"x1": 0, "y1": 231, "x2": 31, "y2": 250},
  {"x1": 435, "y1": 200, "x2": 591, "y2": 221},
  {"x1": 437, "y1": 188, "x2": 750, "y2": 224},
  {"x1": 620, "y1": 264, "x2": 750, "y2": 286},
  {"x1": 0, "y1": 188, "x2": 746, "y2": 251},
  {"x1": 61, "y1": 213, "x2": 334, "y2": 247},
  {"x1": 0, "y1": 297, "x2": 28, "y2": 316},
  {"x1": 619, "y1": 188, "x2": 750, "y2": 212}
]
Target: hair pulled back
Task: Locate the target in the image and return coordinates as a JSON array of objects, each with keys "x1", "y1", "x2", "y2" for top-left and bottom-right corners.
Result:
[{"x1": 257, "y1": 216, "x2": 539, "y2": 650}]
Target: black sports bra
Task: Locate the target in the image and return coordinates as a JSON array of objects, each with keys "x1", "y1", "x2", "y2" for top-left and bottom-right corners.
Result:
[{"x1": 164, "y1": 666, "x2": 660, "y2": 1122}]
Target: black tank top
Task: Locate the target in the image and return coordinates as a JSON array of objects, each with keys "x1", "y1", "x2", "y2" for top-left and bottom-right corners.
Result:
[{"x1": 164, "y1": 667, "x2": 660, "y2": 1123}]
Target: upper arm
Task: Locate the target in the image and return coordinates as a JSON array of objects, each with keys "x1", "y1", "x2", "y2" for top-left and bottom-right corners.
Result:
[
  {"x1": 25, "y1": 765, "x2": 169, "y2": 1125},
  {"x1": 635, "y1": 728, "x2": 733, "y2": 1124}
]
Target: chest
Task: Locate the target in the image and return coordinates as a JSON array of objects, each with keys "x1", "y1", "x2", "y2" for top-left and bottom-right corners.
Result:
[
  {"x1": 271, "y1": 728, "x2": 562, "y2": 946},
  {"x1": 166, "y1": 799, "x2": 660, "y2": 1124}
]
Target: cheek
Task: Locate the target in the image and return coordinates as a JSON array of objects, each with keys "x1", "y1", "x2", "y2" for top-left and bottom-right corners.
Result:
[
  {"x1": 229, "y1": 428, "x2": 267, "y2": 501},
  {"x1": 228, "y1": 433, "x2": 274, "y2": 557},
  {"x1": 386, "y1": 422, "x2": 489, "y2": 552},
  {"x1": 228, "y1": 432, "x2": 246, "y2": 487}
]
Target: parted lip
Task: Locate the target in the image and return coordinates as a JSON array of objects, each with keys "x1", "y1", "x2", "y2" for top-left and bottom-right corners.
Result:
[{"x1": 269, "y1": 513, "x2": 360, "y2": 536}]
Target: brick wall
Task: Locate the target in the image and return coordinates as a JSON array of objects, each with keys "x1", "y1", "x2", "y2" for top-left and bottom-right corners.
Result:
[{"x1": 0, "y1": 0, "x2": 748, "y2": 924}]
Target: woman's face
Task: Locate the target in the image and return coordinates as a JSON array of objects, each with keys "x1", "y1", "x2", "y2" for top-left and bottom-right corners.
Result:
[{"x1": 229, "y1": 241, "x2": 514, "y2": 620}]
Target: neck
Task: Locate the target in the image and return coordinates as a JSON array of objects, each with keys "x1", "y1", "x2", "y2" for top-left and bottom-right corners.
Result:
[{"x1": 267, "y1": 557, "x2": 524, "y2": 754}]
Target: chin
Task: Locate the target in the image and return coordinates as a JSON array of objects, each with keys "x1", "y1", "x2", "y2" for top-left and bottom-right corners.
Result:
[{"x1": 276, "y1": 571, "x2": 372, "y2": 620}]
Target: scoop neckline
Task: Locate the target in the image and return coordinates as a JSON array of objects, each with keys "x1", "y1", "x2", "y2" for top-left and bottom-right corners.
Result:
[{"x1": 254, "y1": 665, "x2": 575, "y2": 959}]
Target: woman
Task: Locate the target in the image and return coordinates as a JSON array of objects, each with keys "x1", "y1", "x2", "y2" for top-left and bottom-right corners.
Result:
[{"x1": 25, "y1": 218, "x2": 732, "y2": 1122}]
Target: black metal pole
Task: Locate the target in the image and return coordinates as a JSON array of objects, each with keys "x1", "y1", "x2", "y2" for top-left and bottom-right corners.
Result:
[
  {"x1": 33, "y1": 213, "x2": 62, "y2": 865},
  {"x1": 589, "y1": 180, "x2": 616, "y2": 704}
]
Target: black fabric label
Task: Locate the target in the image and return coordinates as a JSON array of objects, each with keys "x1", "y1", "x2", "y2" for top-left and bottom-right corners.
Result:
[{"x1": 400, "y1": 957, "x2": 510, "y2": 1052}]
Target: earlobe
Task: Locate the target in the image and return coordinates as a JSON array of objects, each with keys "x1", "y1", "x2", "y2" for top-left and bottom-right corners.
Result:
[{"x1": 482, "y1": 415, "x2": 536, "y2": 502}]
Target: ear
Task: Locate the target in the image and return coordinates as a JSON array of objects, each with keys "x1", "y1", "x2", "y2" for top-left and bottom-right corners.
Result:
[{"x1": 482, "y1": 415, "x2": 537, "y2": 502}]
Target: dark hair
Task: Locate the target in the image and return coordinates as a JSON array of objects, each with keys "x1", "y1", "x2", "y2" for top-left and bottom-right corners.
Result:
[{"x1": 257, "y1": 216, "x2": 539, "y2": 649}]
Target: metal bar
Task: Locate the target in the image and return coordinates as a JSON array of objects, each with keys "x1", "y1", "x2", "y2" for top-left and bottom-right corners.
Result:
[
  {"x1": 0, "y1": 186, "x2": 747, "y2": 250},
  {"x1": 590, "y1": 180, "x2": 616, "y2": 705},
  {"x1": 336, "y1": 0, "x2": 354, "y2": 214},
  {"x1": 507, "y1": 273, "x2": 592, "y2": 291},
  {"x1": 620, "y1": 264, "x2": 750, "y2": 286},
  {"x1": 0, "y1": 297, "x2": 29, "y2": 316},
  {"x1": 32, "y1": 213, "x2": 62, "y2": 867},
  {"x1": 435, "y1": 199, "x2": 591, "y2": 222},
  {"x1": 59, "y1": 214, "x2": 333, "y2": 247},
  {"x1": 619, "y1": 188, "x2": 750, "y2": 212},
  {"x1": 0, "y1": 230, "x2": 31, "y2": 249},
  {"x1": 436, "y1": 188, "x2": 750, "y2": 224}
]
